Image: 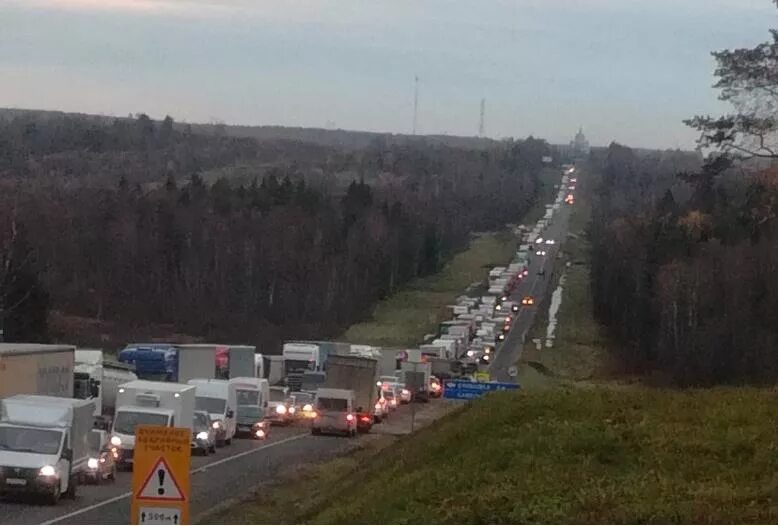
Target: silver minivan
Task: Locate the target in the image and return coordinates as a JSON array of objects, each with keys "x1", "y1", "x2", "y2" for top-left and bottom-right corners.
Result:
[{"x1": 311, "y1": 388, "x2": 356, "y2": 437}]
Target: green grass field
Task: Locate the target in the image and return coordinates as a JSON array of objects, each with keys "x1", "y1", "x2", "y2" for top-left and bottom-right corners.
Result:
[
  {"x1": 339, "y1": 231, "x2": 515, "y2": 348},
  {"x1": 307, "y1": 387, "x2": 778, "y2": 524}
]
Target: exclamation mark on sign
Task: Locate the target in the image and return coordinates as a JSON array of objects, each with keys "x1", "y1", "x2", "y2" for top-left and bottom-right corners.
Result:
[{"x1": 157, "y1": 469, "x2": 165, "y2": 495}]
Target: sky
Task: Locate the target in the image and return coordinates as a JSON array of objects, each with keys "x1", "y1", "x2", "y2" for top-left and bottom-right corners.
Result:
[{"x1": 0, "y1": 0, "x2": 775, "y2": 149}]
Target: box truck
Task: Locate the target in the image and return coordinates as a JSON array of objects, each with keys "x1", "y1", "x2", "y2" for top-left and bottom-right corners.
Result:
[
  {"x1": 322, "y1": 354, "x2": 379, "y2": 433},
  {"x1": 0, "y1": 395, "x2": 94, "y2": 503},
  {"x1": 109, "y1": 380, "x2": 195, "y2": 468}
]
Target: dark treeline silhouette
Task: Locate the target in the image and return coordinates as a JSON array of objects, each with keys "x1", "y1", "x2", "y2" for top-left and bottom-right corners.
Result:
[
  {"x1": 590, "y1": 144, "x2": 778, "y2": 385},
  {"x1": 0, "y1": 112, "x2": 549, "y2": 350}
]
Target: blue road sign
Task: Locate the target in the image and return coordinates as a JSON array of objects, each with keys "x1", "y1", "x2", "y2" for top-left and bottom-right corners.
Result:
[{"x1": 443, "y1": 379, "x2": 519, "y2": 400}]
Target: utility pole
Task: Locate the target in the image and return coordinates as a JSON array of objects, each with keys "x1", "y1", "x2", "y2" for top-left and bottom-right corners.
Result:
[
  {"x1": 412, "y1": 75, "x2": 419, "y2": 135},
  {"x1": 479, "y1": 98, "x2": 485, "y2": 137}
]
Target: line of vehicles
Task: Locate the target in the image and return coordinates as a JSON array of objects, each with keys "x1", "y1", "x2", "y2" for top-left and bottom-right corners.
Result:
[{"x1": 0, "y1": 165, "x2": 577, "y2": 508}]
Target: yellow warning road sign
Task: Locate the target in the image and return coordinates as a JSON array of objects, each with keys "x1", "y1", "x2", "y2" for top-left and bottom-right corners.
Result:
[{"x1": 131, "y1": 426, "x2": 191, "y2": 525}]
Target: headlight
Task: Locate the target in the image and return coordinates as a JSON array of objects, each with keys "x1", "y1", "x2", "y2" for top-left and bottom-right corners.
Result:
[
  {"x1": 402, "y1": 389, "x2": 410, "y2": 396},
  {"x1": 255, "y1": 429, "x2": 266, "y2": 438},
  {"x1": 196, "y1": 431, "x2": 209, "y2": 440},
  {"x1": 289, "y1": 406, "x2": 296, "y2": 414},
  {"x1": 303, "y1": 404, "x2": 313, "y2": 412},
  {"x1": 110, "y1": 435, "x2": 122, "y2": 446},
  {"x1": 374, "y1": 403, "x2": 382, "y2": 410},
  {"x1": 212, "y1": 421, "x2": 222, "y2": 429},
  {"x1": 87, "y1": 458, "x2": 99, "y2": 470},
  {"x1": 276, "y1": 405, "x2": 287, "y2": 415},
  {"x1": 39, "y1": 465, "x2": 56, "y2": 477}
]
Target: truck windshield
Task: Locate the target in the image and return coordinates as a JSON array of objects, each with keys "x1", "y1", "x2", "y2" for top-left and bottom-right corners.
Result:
[
  {"x1": 284, "y1": 359, "x2": 313, "y2": 374},
  {"x1": 269, "y1": 390, "x2": 287, "y2": 402},
  {"x1": 236, "y1": 389, "x2": 259, "y2": 406},
  {"x1": 317, "y1": 398, "x2": 348, "y2": 411},
  {"x1": 113, "y1": 411, "x2": 169, "y2": 435},
  {"x1": 192, "y1": 413, "x2": 209, "y2": 430},
  {"x1": 0, "y1": 426, "x2": 63, "y2": 455},
  {"x1": 195, "y1": 397, "x2": 227, "y2": 414}
]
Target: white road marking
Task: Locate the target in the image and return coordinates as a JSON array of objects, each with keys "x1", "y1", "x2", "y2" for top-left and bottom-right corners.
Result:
[{"x1": 43, "y1": 433, "x2": 309, "y2": 525}]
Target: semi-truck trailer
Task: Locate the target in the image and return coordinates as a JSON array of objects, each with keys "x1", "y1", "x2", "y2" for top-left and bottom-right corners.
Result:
[{"x1": 0, "y1": 344, "x2": 75, "y2": 399}]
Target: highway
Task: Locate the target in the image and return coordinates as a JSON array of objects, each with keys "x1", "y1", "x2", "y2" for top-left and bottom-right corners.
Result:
[
  {"x1": 490, "y1": 190, "x2": 574, "y2": 384},
  {"x1": 0, "y1": 400, "x2": 451, "y2": 525}
]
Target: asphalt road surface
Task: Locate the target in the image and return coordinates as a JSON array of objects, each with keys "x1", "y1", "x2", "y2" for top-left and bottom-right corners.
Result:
[
  {"x1": 489, "y1": 195, "x2": 574, "y2": 383},
  {"x1": 0, "y1": 400, "x2": 451, "y2": 525}
]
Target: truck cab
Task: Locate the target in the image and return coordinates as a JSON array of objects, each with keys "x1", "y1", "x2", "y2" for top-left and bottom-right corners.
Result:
[
  {"x1": 0, "y1": 395, "x2": 93, "y2": 504},
  {"x1": 311, "y1": 388, "x2": 356, "y2": 437},
  {"x1": 110, "y1": 381, "x2": 195, "y2": 468}
]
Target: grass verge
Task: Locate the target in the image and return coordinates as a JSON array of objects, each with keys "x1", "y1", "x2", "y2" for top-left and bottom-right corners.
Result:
[
  {"x1": 519, "y1": 167, "x2": 610, "y2": 387},
  {"x1": 305, "y1": 388, "x2": 778, "y2": 524},
  {"x1": 341, "y1": 167, "x2": 560, "y2": 348}
]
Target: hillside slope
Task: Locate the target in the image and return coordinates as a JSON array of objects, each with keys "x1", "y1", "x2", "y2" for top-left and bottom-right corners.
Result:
[{"x1": 309, "y1": 387, "x2": 778, "y2": 524}]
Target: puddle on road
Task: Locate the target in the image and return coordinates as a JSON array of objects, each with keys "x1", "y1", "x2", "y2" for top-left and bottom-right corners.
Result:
[{"x1": 545, "y1": 273, "x2": 565, "y2": 347}]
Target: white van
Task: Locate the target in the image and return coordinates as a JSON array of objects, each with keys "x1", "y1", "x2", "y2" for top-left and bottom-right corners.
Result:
[
  {"x1": 228, "y1": 377, "x2": 269, "y2": 437},
  {"x1": 311, "y1": 388, "x2": 356, "y2": 437},
  {"x1": 187, "y1": 379, "x2": 236, "y2": 447}
]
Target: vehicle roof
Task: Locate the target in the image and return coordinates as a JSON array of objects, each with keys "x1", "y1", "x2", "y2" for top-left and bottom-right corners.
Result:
[
  {"x1": 315, "y1": 388, "x2": 354, "y2": 399},
  {"x1": 3, "y1": 394, "x2": 92, "y2": 409},
  {"x1": 0, "y1": 343, "x2": 75, "y2": 356},
  {"x1": 120, "y1": 380, "x2": 194, "y2": 392},
  {"x1": 117, "y1": 406, "x2": 173, "y2": 415}
]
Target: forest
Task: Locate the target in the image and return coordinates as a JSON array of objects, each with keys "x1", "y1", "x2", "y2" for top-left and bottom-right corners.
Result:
[
  {"x1": 590, "y1": 7, "x2": 778, "y2": 385},
  {"x1": 0, "y1": 111, "x2": 549, "y2": 351}
]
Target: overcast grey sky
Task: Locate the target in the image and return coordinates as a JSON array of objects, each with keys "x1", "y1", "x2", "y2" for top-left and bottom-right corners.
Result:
[{"x1": 0, "y1": 0, "x2": 775, "y2": 148}]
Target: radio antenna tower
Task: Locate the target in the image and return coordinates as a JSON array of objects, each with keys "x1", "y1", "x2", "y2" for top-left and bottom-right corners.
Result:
[
  {"x1": 478, "y1": 98, "x2": 486, "y2": 137},
  {"x1": 412, "y1": 75, "x2": 419, "y2": 135}
]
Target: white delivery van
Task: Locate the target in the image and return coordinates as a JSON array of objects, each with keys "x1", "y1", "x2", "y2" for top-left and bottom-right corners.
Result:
[
  {"x1": 311, "y1": 388, "x2": 356, "y2": 437},
  {"x1": 187, "y1": 379, "x2": 236, "y2": 446},
  {"x1": 110, "y1": 381, "x2": 195, "y2": 468},
  {"x1": 228, "y1": 377, "x2": 269, "y2": 437},
  {"x1": 0, "y1": 395, "x2": 94, "y2": 504}
]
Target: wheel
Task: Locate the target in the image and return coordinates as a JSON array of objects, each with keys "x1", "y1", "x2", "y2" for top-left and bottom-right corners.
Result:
[
  {"x1": 47, "y1": 484, "x2": 61, "y2": 505},
  {"x1": 109, "y1": 465, "x2": 117, "y2": 481},
  {"x1": 64, "y1": 476, "x2": 77, "y2": 500},
  {"x1": 201, "y1": 446, "x2": 209, "y2": 456},
  {"x1": 225, "y1": 437, "x2": 232, "y2": 446},
  {"x1": 311, "y1": 427, "x2": 321, "y2": 436},
  {"x1": 209, "y1": 444, "x2": 216, "y2": 454}
]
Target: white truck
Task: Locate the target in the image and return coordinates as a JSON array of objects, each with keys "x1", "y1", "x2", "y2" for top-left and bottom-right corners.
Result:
[
  {"x1": 109, "y1": 380, "x2": 195, "y2": 468},
  {"x1": 187, "y1": 378, "x2": 236, "y2": 446},
  {"x1": 73, "y1": 349, "x2": 137, "y2": 430},
  {"x1": 0, "y1": 344, "x2": 75, "y2": 399},
  {"x1": 400, "y1": 360, "x2": 432, "y2": 402},
  {"x1": 0, "y1": 395, "x2": 94, "y2": 504}
]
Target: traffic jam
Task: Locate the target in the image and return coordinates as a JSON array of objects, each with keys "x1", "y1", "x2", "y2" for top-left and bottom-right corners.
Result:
[{"x1": 0, "y1": 166, "x2": 576, "y2": 511}]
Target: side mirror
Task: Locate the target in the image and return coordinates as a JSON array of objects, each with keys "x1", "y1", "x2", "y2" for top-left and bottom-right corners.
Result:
[
  {"x1": 62, "y1": 448, "x2": 73, "y2": 461},
  {"x1": 226, "y1": 410, "x2": 234, "y2": 419}
]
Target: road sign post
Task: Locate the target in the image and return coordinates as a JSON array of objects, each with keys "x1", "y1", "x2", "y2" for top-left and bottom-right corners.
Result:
[{"x1": 131, "y1": 426, "x2": 191, "y2": 525}]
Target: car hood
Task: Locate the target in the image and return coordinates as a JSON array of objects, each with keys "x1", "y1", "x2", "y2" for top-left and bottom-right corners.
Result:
[{"x1": 0, "y1": 450, "x2": 59, "y2": 470}]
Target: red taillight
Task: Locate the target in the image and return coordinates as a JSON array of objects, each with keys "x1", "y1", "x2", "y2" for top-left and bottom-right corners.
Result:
[
  {"x1": 346, "y1": 413, "x2": 354, "y2": 422},
  {"x1": 360, "y1": 416, "x2": 371, "y2": 423}
]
